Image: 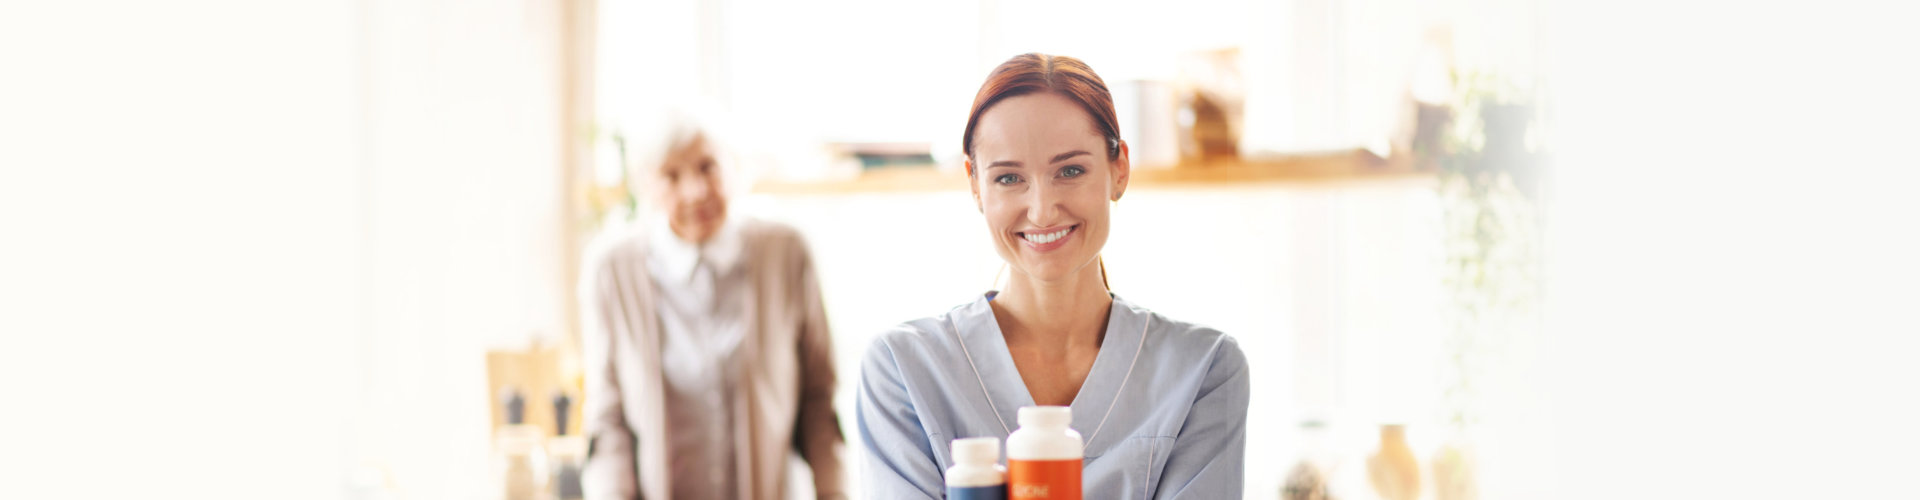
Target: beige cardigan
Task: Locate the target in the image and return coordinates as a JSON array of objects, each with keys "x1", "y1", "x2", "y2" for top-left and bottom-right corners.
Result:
[{"x1": 580, "y1": 218, "x2": 845, "y2": 500}]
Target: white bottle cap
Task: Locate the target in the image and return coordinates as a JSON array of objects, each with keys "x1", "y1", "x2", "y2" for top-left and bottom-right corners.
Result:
[
  {"x1": 1017, "y1": 406, "x2": 1072, "y2": 428},
  {"x1": 951, "y1": 437, "x2": 1000, "y2": 465}
]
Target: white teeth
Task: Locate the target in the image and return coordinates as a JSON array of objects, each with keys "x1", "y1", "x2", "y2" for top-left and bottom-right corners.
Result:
[{"x1": 1022, "y1": 227, "x2": 1071, "y2": 244}]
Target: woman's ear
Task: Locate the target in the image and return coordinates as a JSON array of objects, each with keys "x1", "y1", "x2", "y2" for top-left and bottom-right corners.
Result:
[
  {"x1": 966, "y1": 158, "x2": 984, "y2": 212},
  {"x1": 1110, "y1": 140, "x2": 1132, "y2": 202}
]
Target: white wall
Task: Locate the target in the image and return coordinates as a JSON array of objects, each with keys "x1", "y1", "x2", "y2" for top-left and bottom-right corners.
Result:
[
  {"x1": 2, "y1": 1, "x2": 362, "y2": 498},
  {"x1": 1542, "y1": 1, "x2": 1920, "y2": 498},
  {"x1": 353, "y1": 0, "x2": 574, "y2": 498},
  {"x1": 1, "y1": 1, "x2": 576, "y2": 498}
]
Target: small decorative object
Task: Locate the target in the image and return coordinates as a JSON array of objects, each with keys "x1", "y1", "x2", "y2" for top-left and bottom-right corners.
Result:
[
  {"x1": 1283, "y1": 461, "x2": 1331, "y2": 500},
  {"x1": 839, "y1": 142, "x2": 936, "y2": 171},
  {"x1": 1366, "y1": 425, "x2": 1420, "y2": 500},
  {"x1": 1431, "y1": 440, "x2": 1479, "y2": 500},
  {"x1": 494, "y1": 387, "x2": 548, "y2": 500},
  {"x1": 1173, "y1": 47, "x2": 1244, "y2": 163},
  {"x1": 550, "y1": 391, "x2": 585, "y2": 500},
  {"x1": 1285, "y1": 418, "x2": 1339, "y2": 500},
  {"x1": 1186, "y1": 92, "x2": 1239, "y2": 162},
  {"x1": 1114, "y1": 79, "x2": 1183, "y2": 169}
]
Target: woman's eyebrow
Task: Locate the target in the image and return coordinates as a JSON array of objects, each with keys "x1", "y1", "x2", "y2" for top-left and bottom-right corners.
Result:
[{"x1": 988, "y1": 150, "x2": 1091, "y2": 169}]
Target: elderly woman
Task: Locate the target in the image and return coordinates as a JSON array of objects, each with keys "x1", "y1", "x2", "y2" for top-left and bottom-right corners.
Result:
[{"x1": 580, "y1": 110, "x2": 846, "y2": 500}]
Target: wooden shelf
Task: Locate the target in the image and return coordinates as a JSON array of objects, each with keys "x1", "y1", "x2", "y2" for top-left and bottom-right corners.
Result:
[
  {"x1": 754, "y1": 165, "x2": 968, "y2": 195},
  {"x1": 750, "y1": 148, "x2": 1428, "y2": 195}
]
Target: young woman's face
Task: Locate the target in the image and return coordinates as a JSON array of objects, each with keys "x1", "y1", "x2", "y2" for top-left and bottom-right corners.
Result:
[
  {"x1": 968, "y1": 92, "x2": 1130, "y2": 284},
  {"x1": 651, "y1": 134, "x2": 728, "y2": 244}
]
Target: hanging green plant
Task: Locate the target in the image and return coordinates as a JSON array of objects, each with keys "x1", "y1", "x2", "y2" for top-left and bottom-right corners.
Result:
[{"x1": 1427, "y1": 71, "x2": 1546, "y2": 433}]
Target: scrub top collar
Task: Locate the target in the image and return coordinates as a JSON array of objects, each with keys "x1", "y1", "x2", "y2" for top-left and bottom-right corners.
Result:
[{"x1": 949, "y1": 291, "x2": 1151, "y2": 457}]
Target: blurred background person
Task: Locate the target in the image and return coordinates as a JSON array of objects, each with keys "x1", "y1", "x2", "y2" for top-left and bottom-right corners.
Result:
[{"x1": 578, "y1": 108, "x2": 847, "y2": 500}]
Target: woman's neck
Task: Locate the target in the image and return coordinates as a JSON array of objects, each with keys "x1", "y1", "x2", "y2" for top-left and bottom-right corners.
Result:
[{"x1": 992, "y1": 258, "x2": 1113, "y2": 352}]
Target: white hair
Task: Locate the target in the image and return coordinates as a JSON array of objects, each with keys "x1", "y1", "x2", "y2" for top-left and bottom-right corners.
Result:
[{"x1": 618, "y1": 103, "x2": 749, "y2": 214}]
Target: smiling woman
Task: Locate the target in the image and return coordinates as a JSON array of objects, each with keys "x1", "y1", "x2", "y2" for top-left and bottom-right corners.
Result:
[
  {"x1": 970, "y1": 90, "x2": 1123, "y2": 295},
  {"x1": 965, "y1": 53, "x2": 1126, "y2": 296},
  {"x1": 856, "y1": 53, "x2": 1250, "y2": 499}
]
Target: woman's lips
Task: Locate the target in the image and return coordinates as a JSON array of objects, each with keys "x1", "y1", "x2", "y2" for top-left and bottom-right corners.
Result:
[{"x1": 1018, "y1": 224, "x2": 1077, "y2": 252}]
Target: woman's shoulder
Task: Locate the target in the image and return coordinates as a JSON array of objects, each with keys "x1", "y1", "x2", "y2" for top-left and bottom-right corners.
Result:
[
  {"x1": 732, "y1": 217, "x2": 824, "y2": 272},
  {"x1": 863, "y1": 298, "x2": 992, "y2": 369},
  {"x1": 734, "y1": 216, "x2": 806, "y2": 250},
  {"x1": 868, "y1": 309, "x2": 962, "y2": 356},
  {"x1": 578, "y1": 222, "x2": 651, "y2": 282},
  {"x1": 1119, "y1": 299, "x2": 1246, "y2": 368}
]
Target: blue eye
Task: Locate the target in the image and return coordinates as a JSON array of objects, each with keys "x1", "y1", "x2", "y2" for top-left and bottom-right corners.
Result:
[
  {"x1": 1060, "y1": 165, "x2": 1085, "y2": 178},
  {"x1": 995, "y1": 174, "x2": 1022, "y2": 185}
]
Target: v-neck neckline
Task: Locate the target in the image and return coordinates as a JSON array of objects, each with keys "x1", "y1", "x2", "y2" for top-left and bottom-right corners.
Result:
[{"x1": 951, "y1": 291, "x2": 1149, "y2": 456}]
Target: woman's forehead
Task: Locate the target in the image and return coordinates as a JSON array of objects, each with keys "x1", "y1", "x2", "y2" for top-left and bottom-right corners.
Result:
[
  {"x1": 657, "y1": 135, "x2": 713, "y2": 170},
  {"x1": 973, "y1": 93, "x2": 1104, "y2": 161}
]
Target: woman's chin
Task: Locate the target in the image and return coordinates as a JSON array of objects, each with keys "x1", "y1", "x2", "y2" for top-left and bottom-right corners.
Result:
[
  {"x1": 1011, "y1": 259, "x2": 1094, "y2": 286},
  {"x1": 670, "y1": 221, "x2": 717, "y2": 244}
]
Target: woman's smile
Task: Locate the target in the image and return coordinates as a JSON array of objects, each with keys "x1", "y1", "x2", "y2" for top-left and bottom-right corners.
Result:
[{"x1": 1017, "y1": 224, "x2": 1078, "y2": 252}]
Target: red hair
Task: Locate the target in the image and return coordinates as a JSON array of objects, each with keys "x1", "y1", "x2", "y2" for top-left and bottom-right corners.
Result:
[{"x1": 962, "y1": 53, "x2": 1122, "y2": 168}]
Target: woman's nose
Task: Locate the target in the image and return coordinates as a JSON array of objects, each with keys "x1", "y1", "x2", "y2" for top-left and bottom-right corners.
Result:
[
  {"x1": 1026, "y1": 181, "x2": 1062, "y2": 224},
  {"x1": 680, "y1": 174, "x2": 713, "y2": 200}
]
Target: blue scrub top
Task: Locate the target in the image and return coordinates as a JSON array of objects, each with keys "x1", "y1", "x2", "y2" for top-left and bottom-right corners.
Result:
[{"x1": 857, "y1": 293, "x2": 1250, "y2": 499}]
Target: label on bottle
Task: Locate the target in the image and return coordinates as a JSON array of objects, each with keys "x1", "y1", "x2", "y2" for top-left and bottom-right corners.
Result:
[
  {"x1": 947, "y1": 484, "x2": 1009, "y2": 500},
  {"x1": 1007, "y1": 458, "x2": 1081, "y2": 500}
]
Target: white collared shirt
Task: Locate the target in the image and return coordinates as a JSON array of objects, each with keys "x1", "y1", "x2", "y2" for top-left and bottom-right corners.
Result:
[{"x1": 646, "y1": 215, "x2": 749, "y2": 500}]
